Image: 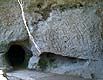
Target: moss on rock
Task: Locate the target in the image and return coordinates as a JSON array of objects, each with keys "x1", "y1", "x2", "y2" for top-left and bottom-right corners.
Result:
[
  {"x1": 26, "y1": 0, "x2": 103, "y2": 20},
  {"x1": 37, "y1": 53, "x2": 57, "y2": 71},
  {"x1": 27, "y1": 0, "x2": 103, "y2": 11}
]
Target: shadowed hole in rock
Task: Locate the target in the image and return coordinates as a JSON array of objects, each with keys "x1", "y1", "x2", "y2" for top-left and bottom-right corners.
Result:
[
  {"x1": 5, "y1": 44, "x2": 32, "y2": 69},
  {"x1": 37, "y1": 52, "x2": 88, "y2": 72}
]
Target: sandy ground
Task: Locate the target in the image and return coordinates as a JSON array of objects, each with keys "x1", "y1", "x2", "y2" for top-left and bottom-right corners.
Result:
[{"x1": 6, "y1": 70, "x2": 92, "y2": 80}]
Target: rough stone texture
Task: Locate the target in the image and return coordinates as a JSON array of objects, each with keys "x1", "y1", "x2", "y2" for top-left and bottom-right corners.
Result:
[
  {"x1": 29, "y1": 5, "x2": 103, "y2": 79},
  {"x1": 7, "y1": 70, "x2": 92, "y2": 80},
  {"x1": 35, "y1": 8, "x2": 103, "y2": 60},
  {"x1": 0, "y1": 0, "x2": 103, "y2": 80},
  {"x1": 0, "y1": 0, "x2": 28, "y2": 57},
  {"x1": 0, "y1": 53, "x2": 8, "y2": 69},
  {"x1": 28, "y1": 56, "x2": 40, "y2": 69}
]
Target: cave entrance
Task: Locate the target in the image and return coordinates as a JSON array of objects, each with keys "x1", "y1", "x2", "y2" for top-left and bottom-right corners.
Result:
[{"x1": 6, "y1": 44, "x2": 26, "y2": 69}]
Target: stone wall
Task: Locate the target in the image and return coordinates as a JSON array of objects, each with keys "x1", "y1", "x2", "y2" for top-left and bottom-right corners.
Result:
[{"x1": 0, "y1": 0, "x2": 103, "y2": 80}]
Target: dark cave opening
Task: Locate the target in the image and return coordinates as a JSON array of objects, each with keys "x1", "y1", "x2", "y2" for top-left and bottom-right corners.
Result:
[{"x1": 6, "y1": 44, "x2": 26, "y2": 69}]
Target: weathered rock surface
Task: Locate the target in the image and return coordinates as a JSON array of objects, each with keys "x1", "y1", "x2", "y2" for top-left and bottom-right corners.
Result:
[
  {"x1": 29, "y1": 4, "x2": 103, "y2": 80},
  {"x1": 7, "y1": 70, "x2": 92, "y2": 80},
  {"x1": 35, "y1": 8, "x2": 102, "y2": 59},
  {"x1": 0, "y1": 0, "x2": 103, "y2": 80}
]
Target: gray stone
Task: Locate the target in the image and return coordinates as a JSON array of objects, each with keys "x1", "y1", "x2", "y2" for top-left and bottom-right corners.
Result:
[
  {"x1": 29, "y1": 7, "x2": 103, "y2": 79},
  {"x1": 7, "y1": 70, "x2": 91, "y2": 80},
  {"x1": 35, "y1": 8, "x2": 103, "y2": 60},
  {"x1": 0, "y1": 0, "x2": 103, "y2": 80},
  {"x1": 28, "y1": 56, "x2": 40, "y2": 69},
  {"x1": 0, "y1": 53, "x2": 9, "y2": 70},
  {"x1": 0, "y1": 54, "x2": 5, "y2": 68}
]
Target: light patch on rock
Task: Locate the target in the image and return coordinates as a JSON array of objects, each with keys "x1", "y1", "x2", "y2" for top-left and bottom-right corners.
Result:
[
  {"x1": 0, "y1": 70, "x2": 7, "y2": 80},
  {"x1": 28, "y1": 56, "x2": 40, "y2": 69}
]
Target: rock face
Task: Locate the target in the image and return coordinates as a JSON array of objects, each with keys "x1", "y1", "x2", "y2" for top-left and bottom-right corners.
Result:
[
  {"x1": 36, "y1": 8, "x2": 102, "y2": 59},
  {"x1": 0, "y1": 0, "x2": 103, "y2": 80},
  {"x1": 6, "y1": 70, "x2": 91, "y2": 80}
]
